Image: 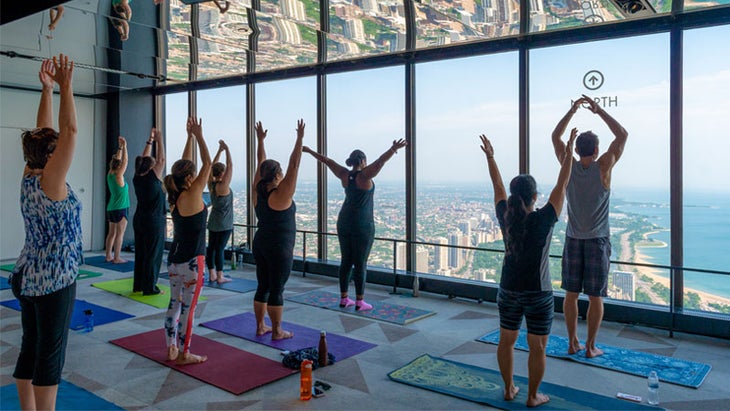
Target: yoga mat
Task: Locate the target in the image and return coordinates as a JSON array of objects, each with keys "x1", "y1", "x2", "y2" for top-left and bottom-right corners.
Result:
[
  {"x1": 160, "y1": 272, "x2": 257, "y2": 294},
  {"x1": 110, "y1": 329, "x2": 297, "y2": 394},
  {"x1": 83, "y1": 256, "x2": 135, "y2": 272},
  {"x1": 477, "y1": 329, "x2": 711, "y2": 388},
  {"x1": 0, "y1": 264, "x2": 102, "y2": 280},
  {"x1": 0, "y1": 299, "x2": 134, "y2": 330},
  {"x1": 0, "y1": 277, "x2": 9, "y2": 290},
  {"x1": 389, "y1": 354, "x2": 660, "y2": 410},
  {"x1": 1, "y1": 380, "x2": 123, "y2": 411},
  {"x1": 287, "y1": 290, "x2": 436, "y2": 325},
  {"x1": 91, "y1": 277, "x2": 205, "y2": 309},
  {"x1": 201, "y1": 312, "x2": 377, "y2": 360}
]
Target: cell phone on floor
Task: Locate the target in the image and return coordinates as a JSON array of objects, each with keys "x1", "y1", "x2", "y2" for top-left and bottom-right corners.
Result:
[{"x1": 313, "y1": 387, "x2": 326, "y2": 398}]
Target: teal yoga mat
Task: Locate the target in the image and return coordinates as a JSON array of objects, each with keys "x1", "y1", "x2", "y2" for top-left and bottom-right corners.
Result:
[
  {"x1": 286, "y1": 290, "x2": 436, "y2": 325},
  {"x1": 1, "y1": 380, "x2": 123, "y2": 410},
  {"x1": 477, "y1": 329, "x2": 711, "y2": 388},
  {"x1": 389, "y1": 354, "x2": 662, "y2": 410}
]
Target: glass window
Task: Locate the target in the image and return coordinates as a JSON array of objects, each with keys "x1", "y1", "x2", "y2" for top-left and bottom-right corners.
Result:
[
  {"x1": 530, "y1": 34, "x2": 670, "y2": 306},
  {"x1": 327, "y1": 67, "x2": 405, "y2": 268},
  {"x1": 195, "y1": 2, "x2": 250, "y2": 80},
  {"x1": 166, "y1": 1, "x2": 193, "y2": 82},
  {"x1": 261, "y1": 0, "x2": 321, "y2": 29},
  {"x1": 164, "y1": 92, "x2": 190, "y2": 239},
  {"x1": 415, "y1": 0, "x2": 518, "y2": 49},
  {"x1": 327, "y1": 0, "x2": 407, "y2": 61},
  {"x1": 255, "y1": 11, "x2": 319, "y2": 71},
  {"x1": 256, "y1": 78, "x2": 318, "y2": 258},
  {"x1": 197, "y1": 86, "x2": 247, "y2": 250},
  {"x1": 685, "y1": 0, "x2": 730, "y2": 10},
  {"x1": 533, "y1": 0, "x2": 670, "y2": 33},
  {"x1": 683, "y1": 25, "x2": 730, "y2": 315},
  {"x1": 416, "y1": 53, "x2": 519, "y2": 281}
]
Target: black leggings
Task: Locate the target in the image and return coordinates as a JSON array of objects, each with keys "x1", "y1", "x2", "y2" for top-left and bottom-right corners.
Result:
[
  {"x1": 206, "y1": 229, "x2": 232, "y2": 271},
  {"x1": 12, "y1": 276, "x2": 76, "y2": 386},
  {"x1": 253, "y1": 232, "x2": 293, "y2": 306},
  {"x1": 337, "y1": 229, "x2": 374, "y2": 296},
  {"x1": 133, "y1": 217, "x2": 165, "y2": 294}
]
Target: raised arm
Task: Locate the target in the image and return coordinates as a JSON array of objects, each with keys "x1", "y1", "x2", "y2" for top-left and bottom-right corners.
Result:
[
  {"x1": 480, "y1": 135, "x2": 507, "y2": 206},
  {"x1": 360, "y1": 139, "x2": 407, "y2": 180},
  {"x1": 218, "y1": 140, "x2": 233, "y2": 189},
  {"x1": 252, "y1": 121, "x2": 267, "y2": 192},
  {"x1": 587, "y1": 94, "x2": 628, "y2": 170},
  {"x1": 36, "y1": 59, "x2": 55, "y2": 129},
  {"x1": 182, "y1": 117, "x2": 195, "y2": 161},
  {"x1": 303, "y1": 146, "x2": 349, "y2": 182},
  {"x1": 151, "y1": 128, "x2": 166, "y2": 179},
  {"x1": 142, "y1": 128, "x2": 154, "y2": 157},
  {"x1": 551, "y1": 97, "x2": 586, "y2": 163},
  {"x1": 114, "y1": 136, "x2": 128, "y2": 186},
  {"x1": 42, "y1": 54, "x2": 77, "y2": 201},
  {"x1": 548, "y1": 128, "x2": 577, "y2": 216},
  {"x1": 187, "y1": 117, "x2": 212, "y2": 197},
  {"x1": 269, "y1": 119, "x2": 305, "y2": 210}
]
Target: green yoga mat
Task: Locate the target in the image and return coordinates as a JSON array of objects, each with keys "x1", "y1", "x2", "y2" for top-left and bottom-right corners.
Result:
[
  {"x1": 91, "y1": 278, "x2": 206, "y2": 309},
  {"x1": 1, "y1": 264, "x2": 102, "y2": 280},
  {"x1": 389, "y1": 354, "x2": 661, "y2": 410}
]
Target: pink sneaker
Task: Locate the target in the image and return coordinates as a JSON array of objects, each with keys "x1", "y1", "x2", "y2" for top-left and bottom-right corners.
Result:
[
  {"x1": 355, "y1": 300, "x2": 373, "y2": 311},
  {"x1": 339, "y1": 297, "x2": 356, "y2": 308}
]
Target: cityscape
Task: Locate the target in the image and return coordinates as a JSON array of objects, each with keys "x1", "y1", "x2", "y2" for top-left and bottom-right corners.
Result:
[{"x1": 168, "y1": 181, "x2": 730, "y2": 315}]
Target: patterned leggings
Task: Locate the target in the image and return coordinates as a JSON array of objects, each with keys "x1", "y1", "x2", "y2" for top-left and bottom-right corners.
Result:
[{"x1": 165, "y1": 255, "x2": 204, "y2": 354}]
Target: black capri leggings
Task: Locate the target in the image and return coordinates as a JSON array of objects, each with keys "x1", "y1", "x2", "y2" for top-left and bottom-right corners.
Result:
[
  {"x1": 337, "y1": 228, "x2": 374, "y2": 296},
  {"x1": 252, "y1": 233, "x2": 294, "y2": 306},
  {"x1": 12, "y1": 274, "x2": 76, "y2": 386},
  {"x1": 206, "y1": 229, "x2": 232, "y2": 271}
]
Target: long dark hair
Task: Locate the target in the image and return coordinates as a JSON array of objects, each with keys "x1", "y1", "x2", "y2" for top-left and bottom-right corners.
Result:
[
  {"x1": 163, "y1": 159, "x2": 195, "y2": 208},
  {"x1": 135, "y1": 156, "x2": 155, "y2": 176},
  {"x1": 256, "y1": 159, "x2": 281, "y2": 199},
  {"x1": 504, "y1": 174, "x2": 537, "y2": 257}
]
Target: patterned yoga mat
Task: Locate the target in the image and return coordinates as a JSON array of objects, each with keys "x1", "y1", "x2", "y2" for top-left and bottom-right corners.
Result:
[
  {"x1": 389, "y1": 354, "x2": 661, "y2": 410},
  {"x1": 1, "y1": 264, "x2": 102, "y2": 280},
  {"x1": 1, "y1": 380, "x2": 123, "y2": 410},
  {"x1": 160, "y1": 271, "x2": 258, "y2": 294},
  {"x1": 477, "y1": 329, "x2": 711, "y2": 388},
  {"x1": 286, "y1": 290, "x2": 436, "y2": 325}
]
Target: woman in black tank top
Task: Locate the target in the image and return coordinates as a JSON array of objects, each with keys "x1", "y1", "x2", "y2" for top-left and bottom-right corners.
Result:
[
  {"x1": 251, "y1": 120, "x2": 306, "y2": 340},
  {"x1": 303, "y1": 139, "x2": 406, "y2": 311}
]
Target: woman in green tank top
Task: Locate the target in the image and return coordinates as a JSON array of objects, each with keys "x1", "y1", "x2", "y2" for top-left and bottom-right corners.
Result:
[{"x1": 106, "y1": 136, "x2": 130, "y2": 263}]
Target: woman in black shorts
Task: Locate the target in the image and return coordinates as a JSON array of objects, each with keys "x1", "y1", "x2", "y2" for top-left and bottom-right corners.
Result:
[
  {"x1": 480, "y1": 130, "x2": 575, "y2": 408},
  {"x1": 251, "y1": 119, "x2": 305, "y2": 340}
]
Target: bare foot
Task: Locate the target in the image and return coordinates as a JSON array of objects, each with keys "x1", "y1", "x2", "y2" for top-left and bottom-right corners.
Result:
[
  {"x1": 176, "y1": 352, "x2": 207, "y2": 365},
  {"x1": 504, "y1": 385, "x2": 520, "y2": 401},
  {"x1": 585, "y1": 346, "x2": 604, "y2": 358},
  {"x1": 272, "y1": 330, "x2": 294, "y2": 340},
  {"x1": 112, "y1": 258, "x2": 128, "y2": 264},
  {"x1": 217, "y1": 276, "x2": 232, "y2": 284},
  {"x1": 527, "y1": 392, "x2": 550, "y2": 407},
  {"x1": 167, "y1": 345, "x2": 178, "y2": 361},
  {"x1": 567, "y1": 340, "x2": 584, "y2": 355},
  {"x1": 256, "y1": 325, "x2": 272, "y2": 336},
  {"x1": 105, "y1": 256, "x2": 113, "y2": 262}
]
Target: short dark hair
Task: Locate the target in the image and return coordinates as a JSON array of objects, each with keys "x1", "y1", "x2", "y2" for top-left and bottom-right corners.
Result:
[
  {"x1": 135, "y1": 156, "x2": 155, "y2": 176},
  {"x1": 346, "y1": 150, "x2": 366, "y2": 167},
  {"x1": 576, "y1": 131, "x2": 598, "y2": 157},
  {"x1": 22, "y1": 128, "x2": 59, "y2": 170}
]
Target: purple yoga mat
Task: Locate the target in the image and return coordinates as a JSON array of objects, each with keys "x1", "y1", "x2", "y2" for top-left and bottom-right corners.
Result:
[{"x1": 201, "y1": 312, "x2": 377, "y2": 361}]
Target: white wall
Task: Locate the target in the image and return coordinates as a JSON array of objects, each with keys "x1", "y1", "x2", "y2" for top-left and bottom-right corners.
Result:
[{"x1": 0, "y1": 89, "x2": 97, "y2": 260}]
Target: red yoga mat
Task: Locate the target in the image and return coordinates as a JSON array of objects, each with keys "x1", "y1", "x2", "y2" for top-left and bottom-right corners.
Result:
[{"x1": 110, "y1": 329, "x2": 297, "y2": 394}]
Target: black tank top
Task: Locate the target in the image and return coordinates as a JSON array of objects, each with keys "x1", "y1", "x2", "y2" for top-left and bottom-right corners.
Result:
[
  {"x1": 255, "y1": 188, "x2": 296, "y2": 246},
  {"x1": 338, "y1": 171, "x2": 374, "y2": 230},
  {"x1": 168, "y1": 206, "x2": 208, "y2": 263}
]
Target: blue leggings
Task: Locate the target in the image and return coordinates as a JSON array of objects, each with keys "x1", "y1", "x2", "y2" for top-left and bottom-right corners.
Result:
[{"x1": 337, "y1": 229, "x2": 374, "y2": 296}]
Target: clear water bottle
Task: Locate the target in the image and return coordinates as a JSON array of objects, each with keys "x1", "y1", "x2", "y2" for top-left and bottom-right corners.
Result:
[
  {"x1": 647, "y1": 370, "x2": 659, "y2": 405},
  {"x1": 84, "y1": 309, "x2": 94, "y2": 332}
]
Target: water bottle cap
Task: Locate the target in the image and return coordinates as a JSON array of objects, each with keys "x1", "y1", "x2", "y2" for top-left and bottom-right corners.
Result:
[
  {"x1": 84, "y1": 309, "x2": 93, "y2": 315},
  {"x1": 321, "y1": 331, "x2": 326, "y2": 336}
]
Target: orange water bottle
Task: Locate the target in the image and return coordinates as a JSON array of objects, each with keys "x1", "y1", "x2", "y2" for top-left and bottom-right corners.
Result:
[{"x1": 300, "y1": 359, "x2": 312, "y2": 400}]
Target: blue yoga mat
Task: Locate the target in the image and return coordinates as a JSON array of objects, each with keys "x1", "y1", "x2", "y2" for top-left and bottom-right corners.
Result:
[
  {"x1": 0, "y1": 277, "x2": 10, "y2": 290},
  {"x1": 477, "y1": 329, "x2": 711, "y2": 388},
  {"x1": 160, "y1": 271, "x2": 257, "y2": 294},
  {"x1": 0, "y1": 299, "x2": 134, "y2": 331},
  {"x1": 1, "y1": 380, "x2": 123, "y2": 410},
  {"x1": 83, "y1": 256, "x2": 135, "y2": 272},
  {"x1": 389, "y1": 354, "x2": 661, "y2": 410},
  {"x1": 201, "y1": 312, "x2": 377, "y2": 360}
]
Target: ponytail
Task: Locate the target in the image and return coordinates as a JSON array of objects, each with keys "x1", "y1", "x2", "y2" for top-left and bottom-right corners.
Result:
[
  {"x1": 164, "y1": 174, "x2": 180, "y2": 209},
  {"x1": 504, "y1": 174, "x2": 537, "y2": 257},
  {"x1": 165, "y1": 159, "x2": 195, "y2": 209}
]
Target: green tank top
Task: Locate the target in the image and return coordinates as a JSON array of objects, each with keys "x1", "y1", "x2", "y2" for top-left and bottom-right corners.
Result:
[{"x1": 107, "y1": 173, "x2": 130, "y2": 211}]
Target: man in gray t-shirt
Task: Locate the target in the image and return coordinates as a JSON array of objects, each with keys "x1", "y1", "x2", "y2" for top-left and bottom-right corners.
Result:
[{"x1": 551, "y1": 95, "x2": 628, "y2": 358}]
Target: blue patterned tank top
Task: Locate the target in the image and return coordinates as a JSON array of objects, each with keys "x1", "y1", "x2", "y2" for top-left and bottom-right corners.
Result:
[{"x1": 10, "y1": 174, "x2": 83, "y2": 296}]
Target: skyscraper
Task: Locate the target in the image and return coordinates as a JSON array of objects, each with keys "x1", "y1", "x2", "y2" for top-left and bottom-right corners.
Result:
[
  {"x1": 434, "y1": 237, "x2": 448, "y2": 271},
  {"x1": 448, "y1": 232, "x2": 462, "y2": 269},
  {"x1": 612, "y1": 271, "x2": 636, "y2": 301}
]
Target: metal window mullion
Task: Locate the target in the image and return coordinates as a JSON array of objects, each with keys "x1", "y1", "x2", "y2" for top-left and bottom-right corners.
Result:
[
  {"x1": 670, "y1": 27, "x2": 684, "y2": 320},
  {"x1": 519, "y1": 47, "x2": 529, "y2": 174},
  {"x1": 317, "y1": 73, "x2": 328, "y2": 260},
  {"x1": 404, "y1": 0, "x2": 416, "y2": 51},
  {"x1": 246, "y1": 83, "x2": 257, "y2": 248},
  {"x1": 318, "y1": 0, "x2": 329, "y2": 63},
  {"x1": 405, "y1": 61, "x2": 416, "y2": 272}
]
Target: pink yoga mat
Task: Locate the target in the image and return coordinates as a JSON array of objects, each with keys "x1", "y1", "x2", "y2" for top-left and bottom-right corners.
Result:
[{"x1": 110, "y1": 329, "x2": 297, "y2": 394}]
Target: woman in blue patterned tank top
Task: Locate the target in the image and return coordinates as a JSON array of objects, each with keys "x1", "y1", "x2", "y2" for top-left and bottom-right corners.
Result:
[{"x1": 10, "y1": 54, "x2": 81, "y2": 411}]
